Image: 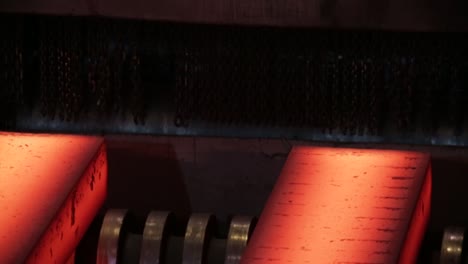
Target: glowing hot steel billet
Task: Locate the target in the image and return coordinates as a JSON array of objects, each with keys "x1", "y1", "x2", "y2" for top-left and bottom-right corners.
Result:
[
  {"x1": 0, "y1": 132, "x2": 107, "y2": 264},
  {"x1": 242, "y1": 147, "x2": 431, "y2": 264}
]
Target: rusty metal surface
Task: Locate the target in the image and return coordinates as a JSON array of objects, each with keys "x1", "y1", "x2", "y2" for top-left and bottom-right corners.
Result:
[
  {"x1": 241, "y1": 146, "x2": 431, "y2": 263},
  {"x1": 1, "y1": 0, "x2": 468, "y2": 31},
  {"x1": 0, "y1": 132, "x2": 107, "y2": 264}
]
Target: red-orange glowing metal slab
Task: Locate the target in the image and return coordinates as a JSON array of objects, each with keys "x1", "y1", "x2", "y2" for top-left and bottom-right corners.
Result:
[
  {"x1": 242, "y1": 147, "x2": 431, "y2": 264},
  {"x1": 0, "y1": 132, "x2": 107, "y2": 264}
]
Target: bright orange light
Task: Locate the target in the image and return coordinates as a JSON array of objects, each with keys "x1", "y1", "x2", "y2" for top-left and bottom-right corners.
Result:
[
  {"x1": 0, "y1": 132, "x2": 107, "y2": 264},
  {"x1": 241, "y1": 147, "x2": 431, "y2": 264}
]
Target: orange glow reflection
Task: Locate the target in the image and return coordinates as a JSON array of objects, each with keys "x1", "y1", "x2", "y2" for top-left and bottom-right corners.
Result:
[
  {"x1": 398, "y1": 164, "x2": 432, "y2": 264},
  {"x1": 242, "y1": 147, "x2": 431, "y2": 264},
  {"x1": 0, "y1": 132, "x2": 107, "y2": 264}
]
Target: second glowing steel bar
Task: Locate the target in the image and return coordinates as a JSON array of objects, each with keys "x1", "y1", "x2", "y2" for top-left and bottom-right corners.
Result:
[{"x1": 242, "y1": 146, "x2": 431, "y2": 264}]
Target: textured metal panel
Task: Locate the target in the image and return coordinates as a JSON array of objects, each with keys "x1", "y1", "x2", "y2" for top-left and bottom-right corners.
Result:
[{"x1": 2, "y1": 16, "x2": 468, "y2": 145}]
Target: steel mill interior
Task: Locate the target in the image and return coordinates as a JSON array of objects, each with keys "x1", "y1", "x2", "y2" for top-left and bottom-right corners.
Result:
[{"x1": 1, "y1": 1, "x2": 468, "y2": 264}]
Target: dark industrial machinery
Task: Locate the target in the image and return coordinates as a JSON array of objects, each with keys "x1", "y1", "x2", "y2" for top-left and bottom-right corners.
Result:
[{"x1": 1, "y1": 1, "x2": 468, "y2": 263}]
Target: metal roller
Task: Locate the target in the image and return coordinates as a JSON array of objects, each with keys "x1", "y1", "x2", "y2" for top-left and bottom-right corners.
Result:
[
  {"x1": 225, "y1": 216, "x2": 255, "y2": 264},
  {"x1": 440, "y1": 226, "x2": 465, "y2": 264},
  {"x1": 97, "y1": 209, "x2": 129, "y2": 264},
  {"x1": 139, "y1": 211, "x2": 173, "y2": 264},
  {"x1": 182, "y1": 213, "x2": 215, "y2": 264}
]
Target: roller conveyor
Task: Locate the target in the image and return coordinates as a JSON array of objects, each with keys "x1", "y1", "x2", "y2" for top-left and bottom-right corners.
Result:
[
  {"x1": 93, "y1": 210, "x2": 255, "y2": 264},
  {"x1": 5, "y1": 132, "x2": 468, "y2": 263}
]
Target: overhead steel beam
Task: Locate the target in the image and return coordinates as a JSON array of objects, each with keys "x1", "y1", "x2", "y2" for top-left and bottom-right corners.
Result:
[{"x1": 1, "y1": 0, "x2": 468, "y2": 31}]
